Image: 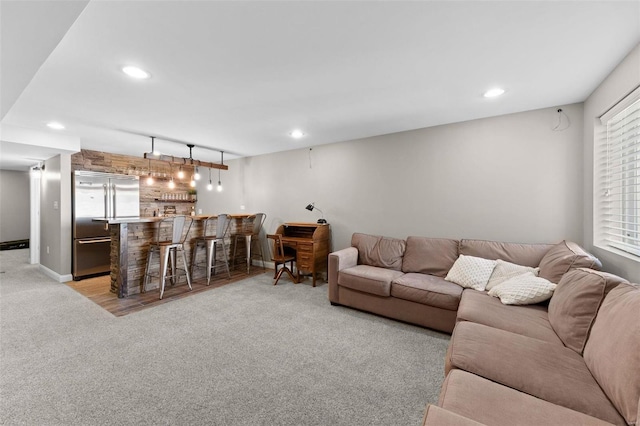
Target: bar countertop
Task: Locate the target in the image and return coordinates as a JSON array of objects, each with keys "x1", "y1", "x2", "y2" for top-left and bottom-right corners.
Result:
[{"x1": 92, "y1": 214, "x2": 250, "y2": 225}]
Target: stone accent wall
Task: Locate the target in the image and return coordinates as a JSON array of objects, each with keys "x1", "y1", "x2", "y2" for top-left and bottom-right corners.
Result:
[{"x1": 71, "y1": 149, "x2": 197, "y2": 216}]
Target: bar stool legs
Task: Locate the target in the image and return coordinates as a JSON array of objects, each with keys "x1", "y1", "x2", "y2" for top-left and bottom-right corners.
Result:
[
  {"x1": 231, "y1": 234, "x2": 265, "y2": 274},
  {"x1": 191, "y1": 238, "x2": 231, "y2": 285},
  {"x1": 159, "y1": 245, "x2": 192, "y2": 299},
  {"x1": 206, "y1": 239, "x2": 231, "y2": 284},
  {"x1": 143, "y1": 244, "x2": 192, "y2": 300}
]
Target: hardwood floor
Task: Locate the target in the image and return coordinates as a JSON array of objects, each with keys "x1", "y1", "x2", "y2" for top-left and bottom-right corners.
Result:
[{"x1": 66, "y1": 266, "x2": 270, "y2": 317}]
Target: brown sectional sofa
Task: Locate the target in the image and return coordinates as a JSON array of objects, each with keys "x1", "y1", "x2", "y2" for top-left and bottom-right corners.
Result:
[
  {"x1": 328, "y1": 233, "x2": 640, "y2": 426},
  {"x1": 328, "y1": 233, "x2": 598, "y2": 333}
]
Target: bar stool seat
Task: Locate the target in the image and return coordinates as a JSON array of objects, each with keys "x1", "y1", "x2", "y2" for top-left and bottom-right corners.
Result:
[
  {"x1": 190, "y1": 214, "x2": 231, "y2": 285},
  {"x1": 143, "y1": 215, "x2": 193, "y2": 299}
]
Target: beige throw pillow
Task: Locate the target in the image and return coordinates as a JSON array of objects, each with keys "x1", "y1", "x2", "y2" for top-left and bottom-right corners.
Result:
[
  {"x1": 485, "y1": 259, "x2": 540, "y2": 291},
  {"x1": 444, "y1": 254, "x2": 497, "y2": 291},
  {"x1": 488, "y1": 272, "x2": 556, "y2": 305}
]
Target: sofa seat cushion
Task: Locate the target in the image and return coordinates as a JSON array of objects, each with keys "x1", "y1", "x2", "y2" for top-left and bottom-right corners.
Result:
[
  {"x1": 549, "y1": 268, "x2": 627, "y2": 354},
  {"x1": 422, "y1": 405, "x2": 484, "y2": 426},
  {"x1": 446, "y1": 321, "x2": 626, "y2": 425},
  {"x1": 438, "y1": 370, "x2": 617, "y2": 426},
  {"x1": 338, "y1": 265, "x2": 404, "y2": 297},
  {"x1": 456, "y1": 290, "x2": 562, "y2": 344},
  {"x1": 391, "y1": 273, "x2": 462, "y2": 311},
  {"x1": 584, "y1": 283, "x2": 640, "y2": 426}
]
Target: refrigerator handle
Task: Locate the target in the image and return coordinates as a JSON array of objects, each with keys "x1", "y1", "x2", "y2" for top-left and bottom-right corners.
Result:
[
  {"x1": 112, "y1": 184, "x2": 117, "y2": 218},
  {"x1": 103, "y1": 184, "x2": 108, "y2": 218}
]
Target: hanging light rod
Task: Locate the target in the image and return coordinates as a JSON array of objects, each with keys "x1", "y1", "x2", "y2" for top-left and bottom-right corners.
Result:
[
  {"x1": 143, "y1": 140, "x2": 228, "y2": 170},
  {"x1": 143, "y1": 152, "x2": 229, "y2": 170}
]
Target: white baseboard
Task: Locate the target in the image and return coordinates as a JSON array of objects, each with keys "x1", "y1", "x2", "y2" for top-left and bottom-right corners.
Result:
[
  {"x1": 252, "y1": 259, "x2": 275, "y2": 269},
  {"x1": 39, "y1": 264, "x2": 73, "y2": 283}
]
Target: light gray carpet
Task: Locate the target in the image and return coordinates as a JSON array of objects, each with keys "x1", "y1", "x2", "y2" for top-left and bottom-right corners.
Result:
[{"x1": 0, "y1": 249, "x2": 450, "y2": 425}]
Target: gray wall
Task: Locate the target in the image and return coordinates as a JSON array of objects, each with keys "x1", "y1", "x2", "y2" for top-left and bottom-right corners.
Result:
[
  {"x1": 583, "y1": 43, "x2": 640, "y2": 280},
  {"x1": 0, "y1": 170, "x2": 30, "y2": 242},
  {"x1": 197, "y1": 103, "x2": 584, "y2": 252},
  {"x1": 40, "y1": 154, "x2": 72, "y2": 277}
]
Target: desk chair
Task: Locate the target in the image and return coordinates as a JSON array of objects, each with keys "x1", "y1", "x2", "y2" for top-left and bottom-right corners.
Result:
[
  {"x1": 267, "y1": 234, "x2": 298, "y2": 285},
  {"x1": 143, "y1": 215, "x2": 193, "y2": 299},
  {"x1": 190, "y1": 214, "x2": 231, "y2": 285},
  {"x1": 231, "y1": 213, "x2": 266, "y2": 273}
]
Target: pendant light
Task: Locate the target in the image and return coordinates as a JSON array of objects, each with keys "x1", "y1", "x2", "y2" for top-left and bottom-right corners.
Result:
[
  {"x1": 217, "y1": 151, "x2": 224, "y2": 192},
  {"x1": 207, "y1": 168, "x2": 213, "y2": 191},
  {"x1": 177, "y1": 165, "x2": 185, "y2": 179},
  {"x1": 194, "y1": 167, "x2": 201, "y2": 180},
  {"x1": 168, "y1": 164, "x2": 176, "y2": 189},
  {"x1": 146, "y1": 158, "x2": 154, "y2": 185}
]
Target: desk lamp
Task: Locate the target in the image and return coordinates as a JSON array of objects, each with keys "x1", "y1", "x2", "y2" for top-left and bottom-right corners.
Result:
[{"x1": 305, "y1": 203, "x2": 327, "y2": 224}]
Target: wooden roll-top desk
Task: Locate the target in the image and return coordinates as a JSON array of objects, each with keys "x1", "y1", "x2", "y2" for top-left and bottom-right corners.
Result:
[{"x1": 275, "y1": 222, "x2": 331, "y2": 287}]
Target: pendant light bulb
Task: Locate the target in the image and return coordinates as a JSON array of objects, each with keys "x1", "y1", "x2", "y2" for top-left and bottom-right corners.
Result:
[
  {"x1": 146, "y1": 158, "x2": 154, "y2": 185},
  {"x1": 217, "y1": 181, "x2": 223, "y2": 192},
  {"x1": 207, "y1": 167, "x2": 213, "y2": 190},
  {"x1": 194, "y1": 167, "x2": 201, "y2": 180},
  {"x1": 177, "y1": 166, "x2": 185, "y2": 179},
  {"x1": 168, "y1": 178, "x2": 176, "y2": 189},
  {"x1": 190, "y1": 176, "x2": 196, "y2": 187}
]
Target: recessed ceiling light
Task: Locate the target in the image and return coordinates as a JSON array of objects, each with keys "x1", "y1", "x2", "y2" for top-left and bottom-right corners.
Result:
[
  {"x1": 290, "y1": 129, "x2": 305, "y2": 139},
  {"x1": 122, "y1": 66, "x2": 150, "y2": 79},
  {"x1": 47, "y1": 122, "x2": 65, "y2": 130},
  {"x1": 483, "y1": 88, "x2": 506, "y2": 98}
]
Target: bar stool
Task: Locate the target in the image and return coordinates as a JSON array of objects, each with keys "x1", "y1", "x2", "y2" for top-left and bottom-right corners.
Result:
[
  {"x1": 190, "y1": 214, "x2": 231, "y2": 285},
  {"x1": 143, "y1": 215, "x2": 193, "y2": 299},
  {"x1": 231, "y1": 213, "x2": 266, "y2": 274}
]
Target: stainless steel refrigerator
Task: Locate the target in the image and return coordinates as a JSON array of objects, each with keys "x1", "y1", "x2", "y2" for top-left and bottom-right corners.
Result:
[{"x1": 72, "y1": 171, "x2": 140, "y2": 280}]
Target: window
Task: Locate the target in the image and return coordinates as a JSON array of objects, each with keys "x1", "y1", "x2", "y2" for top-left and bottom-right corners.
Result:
[{"x1": 596, "y1": 86, "x2": 640, "y2": 257}]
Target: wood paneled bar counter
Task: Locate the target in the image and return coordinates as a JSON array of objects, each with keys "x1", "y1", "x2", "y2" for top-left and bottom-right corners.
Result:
[{"x1": 94, "y1": 215, "x2": 251, "y2": 298}]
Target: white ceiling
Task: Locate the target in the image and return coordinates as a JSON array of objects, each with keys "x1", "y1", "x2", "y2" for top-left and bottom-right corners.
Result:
[{"x1": 1, "y1": 1, "x2": 640, "y2": 171}]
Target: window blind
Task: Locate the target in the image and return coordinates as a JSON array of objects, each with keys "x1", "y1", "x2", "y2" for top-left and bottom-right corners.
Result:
[{"x1": 599, "y1": 93, "x2": 640, "y2": 257}]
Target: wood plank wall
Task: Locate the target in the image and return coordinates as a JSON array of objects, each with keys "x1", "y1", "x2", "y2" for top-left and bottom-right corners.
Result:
[{"x1": 71, "y1": 149, "x2": 197, "y2": 216}]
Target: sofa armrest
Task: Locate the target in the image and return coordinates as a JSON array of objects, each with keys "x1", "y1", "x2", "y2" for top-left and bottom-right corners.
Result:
[
  {"x1": 422, "y1": 405, "x2": 486, "y2": 426},
  {"x1": 328, "y1": 247, "x2": 358, "y2": 303}
]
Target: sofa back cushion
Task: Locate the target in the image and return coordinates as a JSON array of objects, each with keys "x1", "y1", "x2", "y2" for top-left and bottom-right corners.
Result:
[
  {"x1": 548, "y1": 268, "x2": 627, "y2": 354},
  {"x1": 351, "y1": 233, "x2": 406, "y2": 271},
  {"x1": 538, "y1": 241, "x2": 602, "y2": 283},
  {"x1": 459, "y1": 239, "x2": 553, "y2": 267},
  {"x1": 584, "y1": 282, "x2": 640, "y2": 426},
  {"x1": 402, "y1": 236, "x2": 459, "y2": 277}
]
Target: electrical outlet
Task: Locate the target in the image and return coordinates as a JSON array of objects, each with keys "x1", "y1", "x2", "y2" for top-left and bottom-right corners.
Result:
[{"x1": 53, "y1": 201, "x2": 59, "y2": 210}]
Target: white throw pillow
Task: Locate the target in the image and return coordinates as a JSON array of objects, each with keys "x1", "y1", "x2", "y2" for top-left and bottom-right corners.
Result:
[
  {"x1": 485, "y1": 259, "x2": 540, "y2": 291},
  {"x1": 488, "y1": 272, "x2": 557, "y2": 305},
  {"x1": 444, "y1": 254, "x2": 497, "y2": 291}
]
